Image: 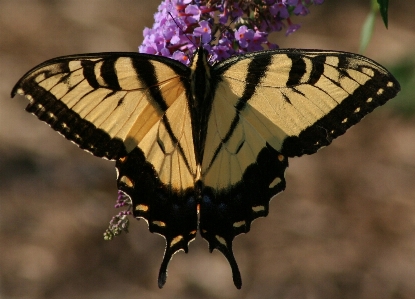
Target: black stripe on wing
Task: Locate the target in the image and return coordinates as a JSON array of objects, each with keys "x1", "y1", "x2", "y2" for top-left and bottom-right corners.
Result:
[
  {"x1": 204, "y1": 54, "x2": 273, "y2": 172},
  {"x1": 132, "y1": 58, "x2": 169, "y2": 111},
  {"x1": 100, "y1": 57, "x2": 122, "y2": 90}
]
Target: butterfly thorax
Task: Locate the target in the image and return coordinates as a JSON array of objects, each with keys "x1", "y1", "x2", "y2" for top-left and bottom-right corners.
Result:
[{"x1": 189, "y1": 48, "x2": 216, "y2": 166}]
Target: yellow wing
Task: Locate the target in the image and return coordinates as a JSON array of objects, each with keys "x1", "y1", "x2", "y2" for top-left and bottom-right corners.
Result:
[
  {"x1": 201, "y1": 49, "x2": 400, "y2": 189},
  {"x1": 12, "y1": 53, "x2": 197, "y2": 190}
]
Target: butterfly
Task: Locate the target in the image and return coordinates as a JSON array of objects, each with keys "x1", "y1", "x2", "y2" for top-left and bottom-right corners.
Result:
[{"x1": 12, "y1": 47, "x2": 400, "y2": 288}]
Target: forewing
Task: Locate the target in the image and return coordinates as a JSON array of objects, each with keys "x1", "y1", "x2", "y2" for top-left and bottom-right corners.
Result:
[{"x1": 215, "y1": 49, "x2": 401, "y2": 157}]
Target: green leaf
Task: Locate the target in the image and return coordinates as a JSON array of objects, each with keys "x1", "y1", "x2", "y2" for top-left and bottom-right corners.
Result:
[
  {"x1": 377, "y1": 0, "x2": 389, "y2": 28},
  {"x1": 359, "y1": 9, "x2": 376, "y2": 54}
]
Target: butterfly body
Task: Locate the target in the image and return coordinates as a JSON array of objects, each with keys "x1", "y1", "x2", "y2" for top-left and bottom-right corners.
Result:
[{"x1": 12, "y1": 47, "x2": 400, "y2": 288}]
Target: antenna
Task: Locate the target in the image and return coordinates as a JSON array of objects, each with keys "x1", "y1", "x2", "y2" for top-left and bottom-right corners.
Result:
[{"x1": 168, "y1": 11, "x2": 198, "y2": 63}]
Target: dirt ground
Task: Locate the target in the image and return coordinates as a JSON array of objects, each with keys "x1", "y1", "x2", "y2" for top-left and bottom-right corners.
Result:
[{"x1": 1, "y1": 1, "x2": 415, "y2": 298}]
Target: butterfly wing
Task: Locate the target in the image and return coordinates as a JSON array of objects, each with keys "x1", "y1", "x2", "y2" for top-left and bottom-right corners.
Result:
[
  {"x1": 12, "y1": 52, "x2": 199, "y2": 287},
  {"x1": 199, "y1": 49, "x2": 400, "y2": 287}
]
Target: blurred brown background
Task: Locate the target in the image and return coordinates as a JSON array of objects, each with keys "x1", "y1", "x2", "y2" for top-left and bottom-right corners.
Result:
[{"x1": 1, "y1": 1, "x2": 415, "y2": 298}]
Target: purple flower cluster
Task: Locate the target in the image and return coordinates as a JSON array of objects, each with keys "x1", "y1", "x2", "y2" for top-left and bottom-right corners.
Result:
[
  {"x1": 139, "y1": 0, "x2": 324, "y2": 64},
  {"x1": 104, "y1": 191, "x2": 132, "y2": 240}
]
